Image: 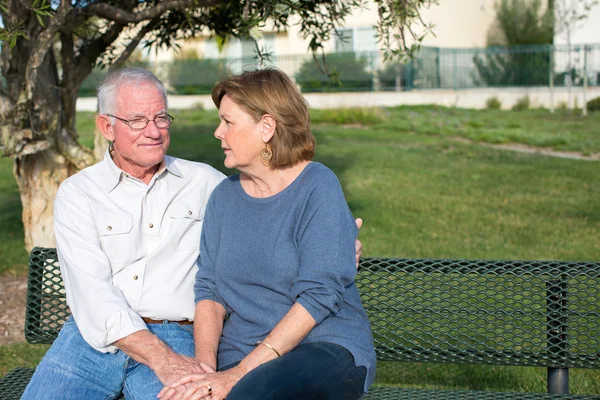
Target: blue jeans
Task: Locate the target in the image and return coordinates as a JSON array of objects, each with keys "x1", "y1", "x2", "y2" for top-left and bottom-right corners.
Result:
[
  {"x1": 21, "y1": 317, "x2": 195, "y2": 400},
  {"x1": 223, "y1": 342, "x2": 367, "y2": 400}
]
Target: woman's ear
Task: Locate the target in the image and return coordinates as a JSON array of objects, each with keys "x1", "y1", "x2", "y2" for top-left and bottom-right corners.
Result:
[
  {"x1": 96, "y1": 114, "x2": 115, "y2": 142},
  {"x1": 261, "y1": 115, "x2": 276, "y2": 143}
]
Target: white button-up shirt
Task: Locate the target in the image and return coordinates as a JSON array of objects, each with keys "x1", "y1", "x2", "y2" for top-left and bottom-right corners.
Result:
[{"x1": 54, "y1": 150, "x2": 225, "y2": 353}]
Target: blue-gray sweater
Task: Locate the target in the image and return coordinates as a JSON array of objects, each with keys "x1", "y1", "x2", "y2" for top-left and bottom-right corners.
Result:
[{"x1": 194, "y1": 162, "x2": 376, "y2": 391}]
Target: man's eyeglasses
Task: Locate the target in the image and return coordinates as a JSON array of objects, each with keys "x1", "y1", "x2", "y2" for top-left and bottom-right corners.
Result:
[{"x1": 107, "y1": 113, "x2": 174, "y2": 131}]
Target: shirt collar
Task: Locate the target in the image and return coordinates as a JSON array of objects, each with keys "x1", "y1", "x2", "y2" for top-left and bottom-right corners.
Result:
[
  {"x1": 164, "y1": 155, "x2": 183, "y2": 179},
  {"x1": 99, "y1": 148, "x2": 183, "y2": 193},
  {"x1": 100, "y1": 147, "x2": 123, "y2": 193}
]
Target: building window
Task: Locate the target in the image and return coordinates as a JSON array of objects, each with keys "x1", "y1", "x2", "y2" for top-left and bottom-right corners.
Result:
[
  {"x1": 335, "y1": 29, "x2": 354, "y2": 52},
  {"x1": 355, "y1": 27, "x2": 378, "y2": 53},
  {"x1": 204, "y1": 39, "x2": 219, "y2": 59},
  {"x1": 334, "y1": 27, "x2": 378, "y2": 53},
  {"x1": 241, "y1": 37, "x2": 256, "y2": 60}
]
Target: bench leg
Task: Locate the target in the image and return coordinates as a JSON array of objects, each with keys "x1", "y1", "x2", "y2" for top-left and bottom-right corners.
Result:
[{"x1": 548, "y1": 367, "x2": 569, "y2": 394}]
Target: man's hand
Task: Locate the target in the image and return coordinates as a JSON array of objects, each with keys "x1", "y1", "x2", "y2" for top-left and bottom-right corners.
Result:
[
  {"x1": 152, "y1": 351, "x2": 208, "y2": 388},
  {"x1": 114, "y1": 330, "x2": 207, "y2": 388},
  {"x1": 355, "y1": 218, "x2": 363, "y2": 268}
]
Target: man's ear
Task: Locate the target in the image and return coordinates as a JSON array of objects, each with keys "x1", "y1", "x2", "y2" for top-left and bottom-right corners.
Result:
[
  {"x1": 96, "y1": 114, "x2": 115, "y2": 142},
  {"x1": 261, "y1": 115, "x2": 276, "y2": 143}
]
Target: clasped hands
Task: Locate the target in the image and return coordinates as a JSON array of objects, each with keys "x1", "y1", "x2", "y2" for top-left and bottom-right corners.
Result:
[{"x1": 158, "y1": 361, "x2": 244, "y2": 400}]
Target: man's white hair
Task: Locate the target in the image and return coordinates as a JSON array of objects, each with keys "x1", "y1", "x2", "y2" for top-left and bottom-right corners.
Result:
[{"x1": 97, "y1": 68, "x2": 168, "y2": 116}]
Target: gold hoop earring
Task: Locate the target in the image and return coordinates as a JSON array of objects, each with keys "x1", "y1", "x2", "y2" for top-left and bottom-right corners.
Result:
[{"x1": 260, "y1": 143, "x2": 273, "y2": 165}]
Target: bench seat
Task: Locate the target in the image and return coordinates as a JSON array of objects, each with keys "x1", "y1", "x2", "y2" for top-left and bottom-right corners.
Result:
[
  {"x1": 3, "y1": 369, "x2": 599, "y2": 400},
  {"x1": 364, "y1": 386, "x2": 600, "y2": 399}
]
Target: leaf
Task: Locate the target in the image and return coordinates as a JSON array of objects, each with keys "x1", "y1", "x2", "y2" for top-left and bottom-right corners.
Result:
[{"x1": 36, "y1": 13, "x2": 46, "y2": 28}]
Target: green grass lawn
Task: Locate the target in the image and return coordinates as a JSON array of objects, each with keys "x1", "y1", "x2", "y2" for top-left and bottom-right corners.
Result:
[{"x1": 1, "y1": 106, "x2": 599, "y2": 393}]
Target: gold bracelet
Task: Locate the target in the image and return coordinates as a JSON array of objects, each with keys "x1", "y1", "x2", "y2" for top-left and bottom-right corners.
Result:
[{"x1": 256, "y1": 340, "x2": 281, "y2": 357}]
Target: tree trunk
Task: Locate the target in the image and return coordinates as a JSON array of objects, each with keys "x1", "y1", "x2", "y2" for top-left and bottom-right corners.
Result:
[
  {"x1": 14, "y1": 149, "x2": 78, "y2": 251},
  {"x1": 1, "y1": 12, "x2": 97, "y2": 251}
]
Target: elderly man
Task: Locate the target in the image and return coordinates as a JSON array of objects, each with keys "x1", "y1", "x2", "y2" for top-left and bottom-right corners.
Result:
[
  {"x1": 22, "y1": 68, "x2": 362, "y2": 399},
  {"x1": 22, "y1": 68, "x2": 223, "y2": 399}
]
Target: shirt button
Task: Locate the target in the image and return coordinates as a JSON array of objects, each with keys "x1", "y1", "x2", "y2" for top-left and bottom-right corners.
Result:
[
  {"x1": 149, "y1": 223, "x2": 154, "y2": 228},
  {"x1": 107, "y1": 226, "x2": 112, "y2": 231},
  {"x1": 188, "y1": 210, "x2": 192, "y2": 215},
  {"x1": 133, "y1": 275, "x2": 138, "y2": 280}
]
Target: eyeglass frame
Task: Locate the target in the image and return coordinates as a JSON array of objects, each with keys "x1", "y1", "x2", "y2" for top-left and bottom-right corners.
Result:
[{"x1": 106, "y1": 113, "x2": 175, "y2": 131}]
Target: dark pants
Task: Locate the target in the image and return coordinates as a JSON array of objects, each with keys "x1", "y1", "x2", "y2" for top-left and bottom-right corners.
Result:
[{"x1": 222, "y1": 342, "x2": 367, "y2": 400}]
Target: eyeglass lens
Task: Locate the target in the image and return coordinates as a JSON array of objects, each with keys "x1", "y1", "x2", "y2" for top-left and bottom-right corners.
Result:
[{"x1": 129, "y1": 115, "x2": 172, "y2": 130}]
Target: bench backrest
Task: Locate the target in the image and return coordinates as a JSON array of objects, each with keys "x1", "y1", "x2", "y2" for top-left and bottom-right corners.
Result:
[
  {"x1": 25, "y1": 248, "x2": 66, "y2": 344},
  {"x1": 26, "y1": 247, "x2": 600, "y2": 369},
  {"x1": 357, "y1": 257, "x2": 600, "y2": 369}
]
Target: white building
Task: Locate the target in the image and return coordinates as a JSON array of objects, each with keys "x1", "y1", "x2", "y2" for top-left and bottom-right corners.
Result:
[
  {"x1": 149, "y1": 0, "x2": 498, "y2": 63},
  {"x1": 553, "y1": 2, "x2": 600, "y2": 45}
]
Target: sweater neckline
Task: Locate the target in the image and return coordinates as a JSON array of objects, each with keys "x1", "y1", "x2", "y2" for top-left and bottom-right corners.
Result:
[{"x1": 235, "y1": 162, "x2": 315, "y2": 203}]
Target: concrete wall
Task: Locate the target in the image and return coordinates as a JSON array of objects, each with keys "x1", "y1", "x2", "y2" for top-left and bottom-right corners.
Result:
[{"x1": 77, "y1": 86, "x2": 600, "y2": 112}]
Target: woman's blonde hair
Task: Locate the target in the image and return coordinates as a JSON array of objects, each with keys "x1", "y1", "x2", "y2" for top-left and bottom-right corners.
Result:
[{"x1": 212, "y1": 68, "x2": 315, "y2": 168}]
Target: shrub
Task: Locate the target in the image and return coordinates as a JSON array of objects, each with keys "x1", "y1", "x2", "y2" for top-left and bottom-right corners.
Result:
[
  {"x1": 378, "y1": 47, "x2": 441, "y2": 91},
  {"x1": 295, "y1": 53, "x2": 372, "y2": 93},
  {"x1": 557, "y1": 101, "x2": 569, "y2": 111},
  {"x1": 473, "y1": 0, "x2": 552, "y2": 87},
  {"x1": 587, "y1": 97, "x2": 600, "y2": 112},
  {"x1": 554, "y1": 68, "x2": 585, "y2": 87},
  {"x1": 168, "y1": 59, "x2": 231, "y2": 94},
  {"x1": 486, "y1": 96, "x2": 502, "y2": 110},
  {"x1": 377, "y1": 62, "x2": 406, "y2": 91},
  {"x1": 512, "y1": 95, "x2": 530, "y2": 111}
]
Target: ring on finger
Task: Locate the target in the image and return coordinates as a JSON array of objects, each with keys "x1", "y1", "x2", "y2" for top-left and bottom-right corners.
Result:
[{"x1": 207, "y1": 384, "x2": 212, "y2": 397}]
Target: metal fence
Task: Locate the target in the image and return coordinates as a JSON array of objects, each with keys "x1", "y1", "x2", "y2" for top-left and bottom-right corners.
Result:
[{"x1": 79, "y1": 44, "x2": 600, "y2": 96}]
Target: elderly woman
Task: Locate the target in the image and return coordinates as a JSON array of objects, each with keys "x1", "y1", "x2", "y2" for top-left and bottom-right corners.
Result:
[{"x1": 159, "y1": 68, "x2": 376, "y2": 400}]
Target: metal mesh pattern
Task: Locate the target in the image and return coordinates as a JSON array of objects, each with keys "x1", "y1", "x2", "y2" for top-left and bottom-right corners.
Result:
[
  {"x1": 358, "y1": 258, "x2": 600, "y2": 369},
  {"x1": 0, "y1": 367, "x2": 34, "y2": 399},
  {"x1": 25, "y1": 247, "x2": 69, "y2": 344},
  {"x1": 363, "y1": 386, "x2": 600, "y2": 399}
]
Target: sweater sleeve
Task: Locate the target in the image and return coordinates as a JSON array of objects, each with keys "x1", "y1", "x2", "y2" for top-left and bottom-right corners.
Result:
[
  {"x1": 292, "y1": 169, "x2": 359, "y2": 324},
  {"x1": 194, "y1": 187, "x2": 227, "y2": 310}
]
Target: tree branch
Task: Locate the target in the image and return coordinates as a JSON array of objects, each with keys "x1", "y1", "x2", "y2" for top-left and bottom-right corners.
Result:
[
  {"x1": 60, "y1": 31, "x2": 76, "y2": 88},
  {"x1": 113, "y1": 18, "x2": 160, "y2": 68},
  {"x1": 57, "y1": 127, "x2": 96, "y2": 170},
  {"x1": 21, "y1": 2, "x2": 71, "y2": 105},
  {"x1": 74, "y1": 23, "x2": 127, "y2": 77},
  {"x1": 82, "y1": 0, "x2": 221, "y2": 24}
]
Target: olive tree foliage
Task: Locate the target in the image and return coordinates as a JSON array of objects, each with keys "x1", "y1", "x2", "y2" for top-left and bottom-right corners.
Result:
[{"x1": 0, "y1": 0, "x2": 434, "y2": 249}]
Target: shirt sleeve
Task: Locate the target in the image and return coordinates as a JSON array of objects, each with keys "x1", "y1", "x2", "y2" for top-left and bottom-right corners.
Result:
[
  {"x1": 54, "y1": 182, "x2": 147, "y2": 353},
  {"x1": 292, "y1": 169, "x2": 359, "y2": 324},
  {"x1": 194, "y1": 188, "x2": 228, "y2": 311}
]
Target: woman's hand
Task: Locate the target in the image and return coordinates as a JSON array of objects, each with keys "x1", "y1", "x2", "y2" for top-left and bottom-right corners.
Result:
[
  {"x1": 355, "y1": 218, "x2": 363, "y2": 268},
  {"x1": 157, "y1": 366, "x2": 244, "y2": 400}
]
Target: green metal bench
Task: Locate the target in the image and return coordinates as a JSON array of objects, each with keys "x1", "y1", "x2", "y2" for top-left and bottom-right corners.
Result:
[{"x1": 1, "y1": 247, "x2": 599, "y2": 399}]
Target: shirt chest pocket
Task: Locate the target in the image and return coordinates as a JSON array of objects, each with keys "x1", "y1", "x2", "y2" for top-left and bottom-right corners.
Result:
[
  {"x1": 96, "y1": 215, "x2": 134, "y2": 267},
  {"x1": 168, "y1": 202, "x2": 205, "y2": 251}
]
